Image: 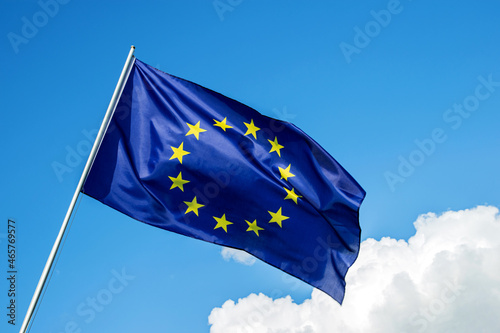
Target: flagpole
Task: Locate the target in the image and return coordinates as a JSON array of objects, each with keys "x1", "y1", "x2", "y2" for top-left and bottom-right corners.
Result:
[{"x1": 19, "y1": 45, "x2": 136, "y2": 333}]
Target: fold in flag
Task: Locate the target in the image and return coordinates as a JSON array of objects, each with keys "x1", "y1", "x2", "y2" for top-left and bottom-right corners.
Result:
[{"x1": 82, "y1": 59, "x2": 365, "y2": 304}]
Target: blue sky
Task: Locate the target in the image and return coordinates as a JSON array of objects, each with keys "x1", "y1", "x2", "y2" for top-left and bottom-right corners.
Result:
[{"x1": 1, "y1": 1, "x2": 500, "y2": 332}]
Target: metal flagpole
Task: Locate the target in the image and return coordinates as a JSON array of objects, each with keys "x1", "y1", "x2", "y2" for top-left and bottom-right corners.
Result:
[{"x1": 19, "y1": 45, "x2": 136, "y2": 333}]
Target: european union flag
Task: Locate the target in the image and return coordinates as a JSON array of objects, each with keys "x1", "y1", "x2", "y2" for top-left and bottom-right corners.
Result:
[{"x1": 82, "y1": 59, "x2": 365, "y2": 304}]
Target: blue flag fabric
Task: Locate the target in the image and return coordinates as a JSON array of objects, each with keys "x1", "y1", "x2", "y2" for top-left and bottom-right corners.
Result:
[{"x1": 82, "y1": 58, "x2": 365, "y2": 303}]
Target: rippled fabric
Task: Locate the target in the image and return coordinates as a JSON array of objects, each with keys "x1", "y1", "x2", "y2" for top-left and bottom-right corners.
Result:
[{"x1": 82, "y1": 58, "x2": 365, "y2": 303}]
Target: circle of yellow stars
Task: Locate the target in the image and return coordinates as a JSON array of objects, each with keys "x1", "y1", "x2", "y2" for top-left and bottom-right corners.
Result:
[{"x1": 167, "y1": 117, "x2": 302, "y2": 237}]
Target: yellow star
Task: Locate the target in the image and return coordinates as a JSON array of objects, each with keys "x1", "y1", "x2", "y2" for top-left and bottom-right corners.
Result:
[
  {"x1": 268, "y1": 137, "x2": 284, "y2": 157},
  {"x1": 168, "y1": 172, "x2": 190, "y2": 191},
  {"x1": 243, "y1": 119, "x2": 260, "y2": 139},
  {"x1": 213, "y1": 117, "x2": 233, "y2": 131},
  {"x1": 268, "y1": 207, "x2": 289, "y2": 228},
  {"x1": 213, "y1": 214, "x2": 233, "y2": 232},
  {"x1": 169, "y1": 142, "x2": 190, "y2": 164},
  {"x1": 278, "y1": 164, "x2": 295, "y2": 181},
  {"x1": 184, "y1": 196, "x2": 204, "y2": 216},
  {"x1": 185, "y1": 121, "x2": 206, "y2": 140},
  {"x1": 283, "y1": 187, "x2": 302, "y2": 204},
  {"x1": 245, "y1": 219, "x2": 264, "y2": 236}
]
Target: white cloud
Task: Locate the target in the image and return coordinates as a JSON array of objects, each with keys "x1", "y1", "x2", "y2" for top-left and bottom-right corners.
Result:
[
  {"x1": 221, "y1": 247, "x2": 256, "y2": 266},
  {"x1": 209, "y1": 205, "x2": 500, "y2": 333}
]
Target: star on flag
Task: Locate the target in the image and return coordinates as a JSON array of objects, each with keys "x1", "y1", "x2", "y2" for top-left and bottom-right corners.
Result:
[{"x1": 168, "y1": 117, "x2": 302, "y2": 238}]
